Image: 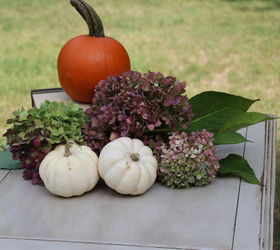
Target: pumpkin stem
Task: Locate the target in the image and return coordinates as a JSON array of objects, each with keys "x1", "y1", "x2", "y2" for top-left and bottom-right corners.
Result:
[
  {"x1": 70, "y1": 0, "x2": 105, "y2": 37},
  {"x1": 64, "y1": 142, "x2": 73, "y2": 157},
  {"x1": 131, "y1": 153, "x2": 140, "y2": 161}
]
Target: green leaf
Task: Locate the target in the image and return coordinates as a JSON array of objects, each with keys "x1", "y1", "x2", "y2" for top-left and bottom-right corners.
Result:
[
  {"x1": 187, "y1": 107, "x2": 243, "y2": 134},
  {"x1": 219, "y1": 112, "x2": 273, "y2": 133},
  {"x1": 214, "y1": 132, "x2": 249, "y2": 145},
  {"x1": 189, "y1": 91, "x2": 258, "y2": 119},
  {"x1": 219, "y1": 154, "x2": 261, "y2": 185},
  {"x1": 0, "y1": 151, "x2": 21, "y2": 170},
  {"x1": 187, "y1": 91, "x2": 258, "y2": 134}
]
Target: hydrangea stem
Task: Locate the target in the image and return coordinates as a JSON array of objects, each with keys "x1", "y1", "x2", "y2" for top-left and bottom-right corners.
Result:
[{"x1": 70, "y1": 0, "x2": 105, "y2": 37}]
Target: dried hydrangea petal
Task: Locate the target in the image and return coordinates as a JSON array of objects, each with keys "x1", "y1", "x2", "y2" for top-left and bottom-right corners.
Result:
[
  {"x1": 155, "y1": 130, "x2": 220, "y2": 189},
  {"x1": 84, "y1": 71, "x2": 194, "y2": 153}
]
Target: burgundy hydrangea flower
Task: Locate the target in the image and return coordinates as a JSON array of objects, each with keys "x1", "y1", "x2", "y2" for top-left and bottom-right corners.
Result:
[
  {"x1": 84, "y1": 71, "x2": 194, "y2": 153},
  {"x1": 19, "y1": 144, "x2": 53, "y2": 185},
  {"x1": 155, "y1": 130, "x2": 220, "y2": 188}
]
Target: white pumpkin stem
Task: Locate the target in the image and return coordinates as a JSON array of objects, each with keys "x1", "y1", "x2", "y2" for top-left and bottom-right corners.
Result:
[
  {"x1": 64, "y1": 142, "x2": 73, "y2": 157},
  {"x1": 131, "y1": 153, "x2": 140, "y2": 161}
]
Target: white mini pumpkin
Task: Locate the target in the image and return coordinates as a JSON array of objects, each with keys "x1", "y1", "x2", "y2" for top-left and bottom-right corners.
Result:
[
  {"x1": 39, "y1": 142, "x2": 99, "y2": 197},
  {"x1": 98, "y1": 137, "x2": 158, "y2": 195}
]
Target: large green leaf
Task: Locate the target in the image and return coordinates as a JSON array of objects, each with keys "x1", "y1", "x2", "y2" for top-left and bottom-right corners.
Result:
[
  {"x1": 187, "y1": 91, "x2": 258, "y2": 134},
  {"x1": 219, "y1": 112, "x2": 273, "y2": 133},
  {"x1": 189, "y1": 91, "x2": 258, "y2": 119},
  {"x1": 218, "y1": 154, "x2": 261, "y2": 185},
  {"x1": 187, "y1": 107, "x2": 243, "y2": 134},
  {"x1": 214, "y1": 132, "x2": 249, "y2": 145}
]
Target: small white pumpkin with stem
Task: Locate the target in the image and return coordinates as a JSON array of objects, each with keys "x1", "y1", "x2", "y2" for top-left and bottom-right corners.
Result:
[
  {"x1": 39, "y1": 142, "x2": 99, "y2": 197},
  {"x1": 98, "y1": 137, "x2": 158, "y2": 195}
]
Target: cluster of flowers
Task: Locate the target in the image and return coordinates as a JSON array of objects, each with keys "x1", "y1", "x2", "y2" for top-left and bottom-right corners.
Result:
[
  {"x1": 5, "y1": 71, "x2": 220, "y2": 188},
  {"x1": 155, "y1": 130, "x2": 220, "y2": 188},
  {"x1": 8, "y1": 137, "x2": 52, "y2": 185},
  {"x1": 84, "y1": 71, "x2": 194, "y2": 153},
  {"x1": 83, "y1": 71, "x2": 220, "y2": 188},
  {"x1": 4, "y1": 101, "x2": 88, "y2": 184}
]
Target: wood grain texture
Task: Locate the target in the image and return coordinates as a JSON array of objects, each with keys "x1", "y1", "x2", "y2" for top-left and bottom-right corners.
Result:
[{"x1": 232, "y1": 120, "x2": 276, "y2": 250}]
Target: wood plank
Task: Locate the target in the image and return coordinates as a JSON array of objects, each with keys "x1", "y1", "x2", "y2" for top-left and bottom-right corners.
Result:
[
  {"x1": 0, "y1": 172, "x2": 240, "y2": 249},
  {"x1": 0, "y1": 237, "x2": 174, "y2": 250},
  {"x1": 232, "y1": 120, "x2": 276, "y2": 250},
  {"x1": 260, "y1": 120, "x2": 276, "y2": 250},
  {"x1": 267, "y1": 120, "x2": 276, "y2": 250},
  {"x1": 0, "y1": 134, "x2": 248, "y2": 249},
  {"x1": 0, "y1": 170, "x2": 10, "y2": 184}
]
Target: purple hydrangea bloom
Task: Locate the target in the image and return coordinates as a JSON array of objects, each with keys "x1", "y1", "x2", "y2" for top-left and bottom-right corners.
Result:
[
  {"x1": 84, "y1": 71, "x2": 194, "y2": 153},
  {"x1": 155, "y1": 130, "x2": 220, "y2": 188}
]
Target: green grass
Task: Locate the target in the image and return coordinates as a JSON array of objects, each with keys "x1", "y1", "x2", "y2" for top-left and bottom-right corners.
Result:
[{"x1": 0, "y1": 0, "x2": 279, "y2": 246}]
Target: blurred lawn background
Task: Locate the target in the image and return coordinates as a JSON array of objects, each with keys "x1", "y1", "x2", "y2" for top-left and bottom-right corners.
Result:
[{"x1": 0, "y1": 0, "x2": 279, "y2": 246}]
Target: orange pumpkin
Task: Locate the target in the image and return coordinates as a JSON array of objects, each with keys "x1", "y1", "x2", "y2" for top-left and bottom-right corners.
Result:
[{"x1": 57, "y1": 0, "x2": 131, "y2": 103}]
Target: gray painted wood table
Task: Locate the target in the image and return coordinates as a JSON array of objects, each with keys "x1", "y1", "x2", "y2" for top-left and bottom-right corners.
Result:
[{"x1": 0, "y1": 120, "x2": 276, "y2": 250}]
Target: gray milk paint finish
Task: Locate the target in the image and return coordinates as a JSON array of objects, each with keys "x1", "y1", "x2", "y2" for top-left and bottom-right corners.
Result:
[
  {"x1": 0, "y1": 170, "x2": 10, "y2": 183},
  {"x1": 0, "y1": 238, "x2": 177, "y2": 250},
  {"x1": 0, "y1": 121, "x2": 276, "y2": 250},
  {"x1": 0, "y1": 171, "x2": 240, "y2": 249},
  {"x1": 232, "y1": 120, "x2": 276, "y2": 250}
]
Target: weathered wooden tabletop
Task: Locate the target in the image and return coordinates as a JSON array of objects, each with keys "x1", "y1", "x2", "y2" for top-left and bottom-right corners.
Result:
[{"x1": 0, "y1": 120, "x2": 276, "y2": 250}]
